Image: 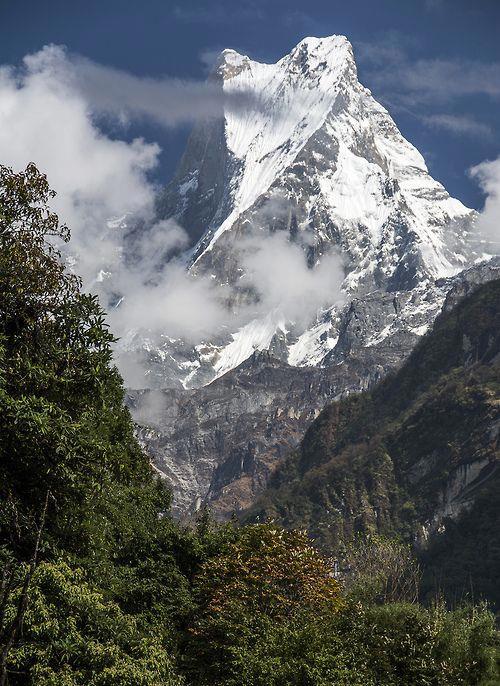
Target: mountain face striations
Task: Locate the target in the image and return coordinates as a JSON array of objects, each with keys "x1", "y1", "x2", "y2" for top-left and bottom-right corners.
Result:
[{"x1": 124, "y1": 36, "x2": 497, "y2": 517}]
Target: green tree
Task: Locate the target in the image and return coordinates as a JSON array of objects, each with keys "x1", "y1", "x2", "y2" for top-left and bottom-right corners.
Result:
[
  {"x1": 187, "y1": 524, "x2": 342, "y2": 684},
  {"x1": 0, "y1": 162, "x2": 149, "y2": 559},
  {"x1": 4, "y1": 561, "x2": 183, "y2": 686},
  {"x1": 0, "y1": 163, "x2": 191, "y2": 684}
]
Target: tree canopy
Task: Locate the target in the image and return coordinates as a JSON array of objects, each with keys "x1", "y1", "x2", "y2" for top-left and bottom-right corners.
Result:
[{"x1": 0, "y1": 164, "x2": 498, "y2": 685}]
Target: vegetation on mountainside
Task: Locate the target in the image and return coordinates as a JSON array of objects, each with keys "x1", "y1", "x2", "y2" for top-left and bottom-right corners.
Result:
[
  {"x1": 247, "y1": 277, "x2": 500, "y2": 611},
  {"x1": 0, "y1": 163, "x2": 498, "y2": 685}
]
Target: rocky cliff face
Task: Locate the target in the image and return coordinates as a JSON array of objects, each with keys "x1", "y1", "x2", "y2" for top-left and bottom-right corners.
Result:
[
  {"x1": 128, "y1": 345, "x2": 398, "y2": 518},
  {"x1": 122, "y1": 36, "x2": 497, "y2": 517}
]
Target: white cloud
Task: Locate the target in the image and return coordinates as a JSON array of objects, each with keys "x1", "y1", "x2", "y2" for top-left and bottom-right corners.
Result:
[
  {"x1": 470, "y1": 157, "x2": 500, "y2": 248},
  {"x1": 105, "y1": 222, "x2": 231, "y2": 344},
  {"x1": 0, "y1": 46, "x2": 160, "y2": 289},
  {"x1": 239, "y1": 230, "x2": 344, "y2": 328},
  {"x1": 107, "y1": 198, "x2": 345, "y2": 347}
]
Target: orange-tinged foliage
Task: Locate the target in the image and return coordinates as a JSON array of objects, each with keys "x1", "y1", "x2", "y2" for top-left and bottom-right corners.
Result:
[{"x1": 193, "y1": 524, "x2": 342, "y2": 626}]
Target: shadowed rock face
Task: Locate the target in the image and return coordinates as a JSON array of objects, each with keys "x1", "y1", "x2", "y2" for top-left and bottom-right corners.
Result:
[{"x1": 128, "y1": 260, "x2": 500, "y2": 518}]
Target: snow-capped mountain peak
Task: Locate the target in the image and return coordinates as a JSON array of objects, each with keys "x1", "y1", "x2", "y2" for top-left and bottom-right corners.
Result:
[
  {"x1": 198, "y1": 35, "x2": 361, "y2": 256},
  {"x1": 146, "y1": 35, "x2": 479, "y2": 387}
]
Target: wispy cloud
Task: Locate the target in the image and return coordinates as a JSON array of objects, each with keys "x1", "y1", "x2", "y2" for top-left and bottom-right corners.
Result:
[
  {"x1": 397, "y1": 58, "x2": 500, "y2": 104},
  {"x1": 356, "y1": 37, "x2": 500, "y2": 106},
  {"x1": 422, "y1": 114, "x2": 493, "y2": 139},
  {"x1": 355, "y1": 34, "x2": 498, "y2": 142},
  {"x1": 22, "y1": 44, "x2": 257, "y2": 131}
]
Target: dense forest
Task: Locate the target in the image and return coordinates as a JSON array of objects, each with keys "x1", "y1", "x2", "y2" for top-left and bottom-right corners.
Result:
[{"x1": 0, "y1": 163, "x2": 498, "y2": 685}]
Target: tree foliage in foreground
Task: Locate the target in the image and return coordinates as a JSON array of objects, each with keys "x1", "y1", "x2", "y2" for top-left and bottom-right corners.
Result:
[
  {"x1": 0, "y1": 162, "x2": 189, "y2": 684},
  {"x1": 0, "y1": 164, "x2": 498, "y2": 685},
  {"x1": 186, "y1": 525, "x2": 343, "y2": 683}
]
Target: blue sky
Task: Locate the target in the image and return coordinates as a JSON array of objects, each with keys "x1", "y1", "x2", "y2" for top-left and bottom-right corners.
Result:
[{"x1": 1, "y1": 0, "x2": 499, "y2": 210}]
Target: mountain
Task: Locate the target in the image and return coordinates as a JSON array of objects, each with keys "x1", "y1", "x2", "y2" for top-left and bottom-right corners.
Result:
[
  {"x1": 246, "y1": 278, "x2": 500, "y2": 608},
  {"x1": 125, "y1": 35, "x2": 481, "y2": 388},
  {"x1": 123, "y1": 35, "x2": 497, "y2": 516},
  {"x1": 163, "y1": 35, "x2": 473, "y2": 283}
]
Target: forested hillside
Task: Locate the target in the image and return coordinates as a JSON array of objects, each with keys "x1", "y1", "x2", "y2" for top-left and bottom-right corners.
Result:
[
  {"x1": 248, "y1": 278, "x2": 500, "y2": 610},
  {"x1": 0, "y1": 164, "x2": 498, "y2": 685}
]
